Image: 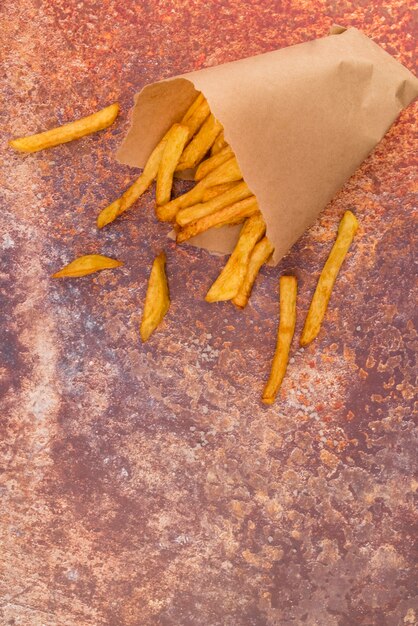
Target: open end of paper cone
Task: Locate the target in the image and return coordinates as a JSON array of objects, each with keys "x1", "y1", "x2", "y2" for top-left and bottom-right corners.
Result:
[
  {"x1": 116, "y1": 77, "x2": 256, "y2": 259},
  {"x1": 117, "y1": 28, "x2": 418, "y2": 266}
]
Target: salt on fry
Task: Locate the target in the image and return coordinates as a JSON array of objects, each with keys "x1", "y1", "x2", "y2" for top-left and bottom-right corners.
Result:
[
  {"x1": 300, "y1": 210, "x2": 358, "y2": 346},
  {"x1": 10, "y1": 103, "x2": 119, "y2": 153},
  {"x1": 140, "y1": 252, "x2": 170, "y2": 342},
  {"x1": 202, "y1": 183, "x2": 239, "y2": 201},
  {"x1": 205, "y1": 214, "x2": 266, "y2": 302},
  {"x1": 176, "y1": 197, "x2": 260, "y2": 243},
  {"x1": 156, "y1": 156, "x2": 243, "y2": 222},
  {"x1": 262, "y1": 276, "x2": 297, "y2": 404},
  {"x1": 176, "y1": 114, "x2": 223, "y2": 171},
  {"x1": 176, "y1": 181, "x2": 252, "y2": 227},
  {"x1": 52, "y1": 254, "x2": 123, "y2": 278},
  {"x1": 232, "y1": 237, "x2": 274, "y2": 308},
  {"x1": 97, "y1": 127, "x2": 172, "y2": 229},
  {"x1": 156, "y1": 124, "x2": 189, "y2": 206},
  {"x1": 210, "y1": 132, "x2": 227, "y2": 155},
  {"x1": 194, "y1": 146, "x2": 234, "y2": 181}
]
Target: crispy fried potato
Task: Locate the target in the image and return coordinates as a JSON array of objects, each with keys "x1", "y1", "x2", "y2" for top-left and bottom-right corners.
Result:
[
  {"x1": 262, "y1": 276, "x2": 297, "y2": 404},
  {"x1": 181, "y1": 95, "x2": 210, "y2": 138},
  {"x1": 194, "y1": 146, "x2": 234, "y2": 181},
  {"x1": 181, "y1": 93, "x2": 204, "y2": 121},
  {"x1": 176, "y1": 181, "x2": 252, "y2": 227},
  {"x1": 52, "y1": 254, "x2": 123, "y2": 278},
  {"x1": 156, "y1": 157, "x2": 242, "y2": 222},
  {"x1": 176, "y1": 114, "x2": 223, "y2": 171},
  {"x1": 10, "y1": 103, "x2": 119, "y2": 153},
  {"x1": 210, "y1": 132, "x2": 227, "y2": 155},
  {"x1": 97, "y1": 127, "x2": 172, "y2": 229},
  {"x1": 140, "y1": 251, "x2": 170, "y2": 342},
  {"x1": 202, "y1": 182, "x2": 239, "y2": 201},
  {"x1": 177, "y1": 197, "x2": 260, "y2": 243},
  {"x1": 156, "y1": 124, "x2": 189, "y2": 206},
  {"x1": 205, "y1": 214, "x2": 266, "y2": 302},
  {"x1": 232, "y1": 237, "x2": 274, "y2": 308},
  {"x1": 300, "y1": 210, "x2": 358, "y2": 346}
]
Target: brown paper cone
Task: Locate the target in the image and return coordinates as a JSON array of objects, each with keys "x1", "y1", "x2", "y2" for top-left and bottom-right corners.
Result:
[{"x1": 116, "y1": 27, "x2": 418, "y2": 265}]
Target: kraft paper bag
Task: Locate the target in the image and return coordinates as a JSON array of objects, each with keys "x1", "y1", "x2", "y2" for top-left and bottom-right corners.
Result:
[{"x1": 116, "y1": 27, "x2": 418, "y2": 264}]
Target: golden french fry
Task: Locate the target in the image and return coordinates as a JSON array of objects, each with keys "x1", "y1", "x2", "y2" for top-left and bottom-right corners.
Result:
[
  {"x1": 176, "y1": 181, "x2": 252, "y2": 227},
  {"x1": 262, "y1": 276, "x2": 297, "y2": 404},
  {"x1": 300, "y1": 210, "x2": 359, "y2": 346},
  {"x1": 10, "y1": 103, "x2": 119, "y2": 153},
  {"x1": 232, "y1": 237, "x2": 275, "y2": 308},
  {"x1": 194, "y1": 146, "x2": 234, "y2": 181},
  {"x1": 181, "y1": 93, "x2": 204, "y2": 121},
  {"x1": 202, "y1": 182, "x2": 239, "y2": 201},
  {"x1": 210, "y1": 132, "x2": 227, "y2": 155},
  {"x1": 52, "y1": 254, "x2": 123, "y2": 278},
  {"x1": 181, "y1": 95, "x2": 210, "y2": 138},
  {"x1": 156, "y1": 157, "x2": 242, "y2": 222},
  {"x1": 156, "y1": 124, "x2": 189, "y2": 206},
  {"x1": 205, "y1": 214, "x2": 266, "y2": 302},
  {"x1": 177, "y1": 197, "x2": 260, "y2": 243},
  {"x1": 140, "y1": 251, "x2": 170, "y2": 342},
  {"x1": 97, "y1": 127, "x2": 172, "y2": 229},
  {"x1": 176, "y1": 114, "x2": 223, "y2": 171}
]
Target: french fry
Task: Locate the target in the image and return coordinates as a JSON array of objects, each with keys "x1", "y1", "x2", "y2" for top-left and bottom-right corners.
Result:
[
  {"x1": 194, "y1": 146, "x2": 234, "y2": 181},
  {"x1": 156, "y1": 124, "x2": 189, "y2": 206},
  {"x1": 52, "y1": 254, "x2": 123, "y2": 278},
  {"x1": 97, "y1": 127, "x2": 172, "y2": 229},
  {"x1": 211, "y1": 132, "x2": 227, "y2": 155},
  {"x1": 202, "y1": 182, "x2": 239, "y2": 201},
  {"x1": 181, "y1": 93, "x2": 204, "y2": 121},
  {"x1": 232, "y1": 237, "x2": 275, "y2": 308},
  {"x1": 262, "y1": 276, "x2": 297, "y2": 404},
  {"x1": 9, "y1": 103, "x2": 119, "y2": 153},
  {"x1": 176, "y1": 114, "x2": 223, "y2": 171},
  {"x1": 181, "y1": 95, "x2": 210, "y2": 138},
  {"x1": 176, "y1": 181, "x2": 252, "y2": 227},
  {"x1": 300, "y1": 210, "x2": 358, "y2": 346},
  {"x1": 205, "y1": 214, "x2": 266, "y2": 302},
  {"x1": 156, "y1": 157, "x2": 242, "y2": 222},
  {"x1": 177, "y1": 197, "x2": 260, "y2": 243},
  {"x1": 140, "y1": 251, "x2": 170, "y2": 342}
]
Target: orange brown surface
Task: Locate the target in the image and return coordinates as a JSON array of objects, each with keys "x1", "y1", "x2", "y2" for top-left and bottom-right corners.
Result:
[{"x1": 1, "y1": 1, "x2": 417, "y2": 625}]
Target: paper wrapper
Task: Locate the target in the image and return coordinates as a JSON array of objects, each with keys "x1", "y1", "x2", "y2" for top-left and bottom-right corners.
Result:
[{"x1": 117, "y1": 27, "x2": 418, "y2": 265}]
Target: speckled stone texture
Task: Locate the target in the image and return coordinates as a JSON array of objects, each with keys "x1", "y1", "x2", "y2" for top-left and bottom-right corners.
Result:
[{"x1": 1, "y1": 1, "x2": 417, "y2": 625}]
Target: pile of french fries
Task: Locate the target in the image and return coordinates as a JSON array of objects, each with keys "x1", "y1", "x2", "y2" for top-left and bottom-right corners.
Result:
[{"x1": 9, "y1": 94, "x2": 358, "y2": 404}]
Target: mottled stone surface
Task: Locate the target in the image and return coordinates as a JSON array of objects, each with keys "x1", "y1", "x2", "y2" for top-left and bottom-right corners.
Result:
[{"x1": 1, "y1": 1, "x2": 417, "y2": 625}]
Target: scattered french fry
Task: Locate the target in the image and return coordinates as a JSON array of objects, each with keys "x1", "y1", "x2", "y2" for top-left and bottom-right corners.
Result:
[
  {"x1": 140, "y1": 252, "x2": 170, "y2": 342},
  {"x1": 176, "y1": 181, "x2": 252, "y2": 227},
  {"x1": 52, "y1": 254, "x2": 123, "y2": 278},
  {"x1": 205, "y1": 214, "x2": 266, "y2": 302},
  {"x1": 156, "y1": 157, "x2": 243, "y2": 222},
  {"x1": 202, "y1": 182, "x2": 239, "y2": 201},
  {"x1": 262, "y1": 276, "x2": 297, "y2": 404},
  {"x1": 156, "y1": 124, "x2": 189, "y2": 206},
  {"x1": 181, "y1": 95, "x2": 210, "y2": 138},
  {"x1": 210, "y1": 132, "x2": 227, "y2": 155},
  {"x1": 300, "y1": 210, "x2": 358, "y2": 346},
  {"x1": 177, "y1": 197, "x2": 260, "y2": 243},
  {"x1": 97, "y1": 128, "x2": 172, "y2": 229},
  {"x1": 195, "y1": 146, "x2": 234, "y2": 181},
  {"x1": 232, "y1": 237, "x2": 274, "y2": 308},
  {"x1": 9, "y1": 103, "x2": 119, "y2": 153},
  {"x1": 176, "y1": 114, "x2": 223, "y2": 171}
]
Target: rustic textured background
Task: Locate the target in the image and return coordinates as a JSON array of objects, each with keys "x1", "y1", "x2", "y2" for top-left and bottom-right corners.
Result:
[{"x1": 1, "y1": 1, "x2": 417, "y2": 625}]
